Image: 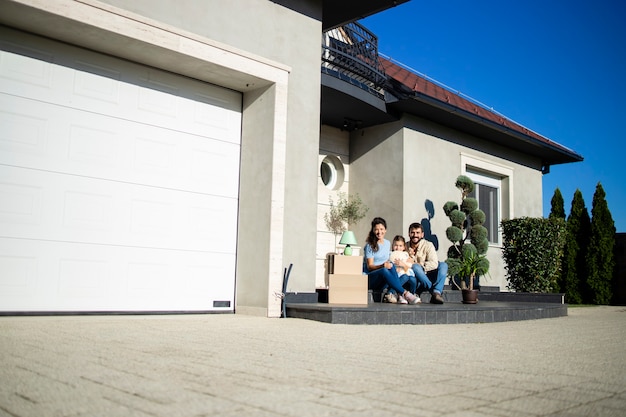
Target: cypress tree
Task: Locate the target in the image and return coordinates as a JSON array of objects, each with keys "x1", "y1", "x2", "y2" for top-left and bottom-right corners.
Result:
[
  {"x1": 561, "y1": 190, "x2": 590, "y2": 303},
  {"x1": 586, "y1": 183, "x2": 616, "y2": 304},
  {"x1": 549, "y1": 188, "x2": 566, "y2": 220}
]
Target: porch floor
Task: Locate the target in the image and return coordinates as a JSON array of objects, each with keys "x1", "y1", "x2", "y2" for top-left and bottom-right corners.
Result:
[{"x1": 285, "y1": 290, "x2": 567, "y2": 325}]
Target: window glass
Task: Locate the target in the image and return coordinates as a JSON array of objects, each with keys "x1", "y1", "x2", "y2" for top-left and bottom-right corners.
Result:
[
  {"x1": 320, "y1": 160, "x2": 334, "y2": 187},
  {"x1": 467, "y1": 170, "x2": 501, "y2": 244},
  {"x1": 320, "y1": 155, "x2": 345, "y2": 190},
  {"x1": 478, "y1": 184, "x2": 499, "y2": 243}
]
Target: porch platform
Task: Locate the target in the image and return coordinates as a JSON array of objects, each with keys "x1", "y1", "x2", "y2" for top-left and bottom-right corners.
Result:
[{"x1": 285, "y1": 290, "x2": 567, "y2": 325}]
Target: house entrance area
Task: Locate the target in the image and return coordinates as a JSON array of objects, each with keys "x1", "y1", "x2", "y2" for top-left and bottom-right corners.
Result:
[{"x1": 0, "y1": 27, "x2": 242, "y2": 312}]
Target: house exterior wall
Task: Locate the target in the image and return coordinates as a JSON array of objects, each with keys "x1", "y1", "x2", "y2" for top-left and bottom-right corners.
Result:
[
  {"x1": 1, "y1": 0, "x2": 321, "y2": 316},
  {"x1": 349, "y1": 115, "x2": 544, "y2": 291},
  {"x1": 349, "y1": 121, "x2": 407, "y2": 245},
  {"x1": 317, "y1": 126, "x2": 350, "y2": 287}
]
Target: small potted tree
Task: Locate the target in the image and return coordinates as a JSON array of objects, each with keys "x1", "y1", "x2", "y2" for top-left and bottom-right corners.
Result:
[
  {"x1": 324, "y1": 192, "x2": 368, "y2": 253},
  {"x1": 443, "y1": 175, "x2": 490, "y2": 303}
]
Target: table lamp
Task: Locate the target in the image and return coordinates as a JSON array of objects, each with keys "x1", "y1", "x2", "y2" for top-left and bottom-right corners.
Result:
[{"x1": 339, "y1": 231, "x2": 357, "y2": 256}]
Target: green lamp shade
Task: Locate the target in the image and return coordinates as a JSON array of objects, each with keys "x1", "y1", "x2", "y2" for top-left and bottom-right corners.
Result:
[{"x1": 339, "y1": 231, "x2": 358, "y2": 256}]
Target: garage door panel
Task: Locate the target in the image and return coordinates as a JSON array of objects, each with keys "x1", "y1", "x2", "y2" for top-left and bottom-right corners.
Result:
[
  {"x1": 0, "y1": 166, "x2": 238, "y2": 252},
  {"x1": 72, "y1": 60, "x2": 123, "y2": 105},
  {"x1": 1, "y1": 27, "x2": 241, "y2": 312},
  {"x1": 1, "y1": 96, "x2": 240, "y2": 197},
  {"x1": 1, "y1": 41, "x2": 241, "y2": 143},
  {"x1": 191, "y1": 91, "x2": 242, "y2": 142},
  {"x1": 0, "y1": 238, "x2": 235, "y2": 311},
  {"x1": 0, "y1": 39, "x2": 55, "y2": 95}
]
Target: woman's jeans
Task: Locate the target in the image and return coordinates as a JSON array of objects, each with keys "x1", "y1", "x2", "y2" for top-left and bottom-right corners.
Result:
[
  {"x1": 411, "y1": 261, "x2": 448, "y2": 294},
  {"x1": 367, "y1": 266, "x2": 407, "y2": 295}
]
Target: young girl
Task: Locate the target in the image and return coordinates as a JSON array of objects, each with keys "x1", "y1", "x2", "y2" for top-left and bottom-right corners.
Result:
[
  {"x1": 387, "y1": 235, "x2": 420, "y2": 304},
  {"x1": 363, "y1": 217, "x2": 420, "y2": 305}
]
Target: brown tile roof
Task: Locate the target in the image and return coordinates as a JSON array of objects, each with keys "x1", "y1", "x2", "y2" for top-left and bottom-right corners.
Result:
[{"x1": 380, "y1": 56, "x2": 580, "y2": 158}]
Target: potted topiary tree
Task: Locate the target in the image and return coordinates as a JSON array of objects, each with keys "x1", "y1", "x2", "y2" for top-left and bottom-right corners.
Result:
[{"x1": 443, "y1": 175, "x2": 490, "y2": 303}]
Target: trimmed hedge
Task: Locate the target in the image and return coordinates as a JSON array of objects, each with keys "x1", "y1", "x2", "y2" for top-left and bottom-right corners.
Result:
[{"x1": 501, "y1": 217, "x2": 566, "y2": 293}]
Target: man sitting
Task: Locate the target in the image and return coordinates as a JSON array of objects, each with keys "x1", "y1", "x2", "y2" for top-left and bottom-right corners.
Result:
[{"x1": 407, "y1": 222, "x2": 448, "y2": 304}]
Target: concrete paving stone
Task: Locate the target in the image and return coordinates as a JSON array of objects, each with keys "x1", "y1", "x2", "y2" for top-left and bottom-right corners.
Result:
[
  {"x1": 356, "y1": 397, "x2": 440, "y2": 417},
  {"x1": 217, "y1": 384, "x2": 314, "y2": 407},
  {"x1": 310, "y1": 392, "x2": 379, "y2": 412},
  {"x1": 488, "y1": 395, "x2": 579, "y2": 415},
  {"x1": 0, "y1": 395, "x2": 41, "y2": 417},
  {"x1": 594, "y1": 394, "x2": 626, "y2": 410},
  {"x1": 310, "y1": 379, "x2": 380, "y2": 396},
  {"x1": 201, "y1": 405, "x2": 280, "y2": 417},
  {"x1": 360, "y1": 387, "x2": 453, "y2": 416},
  {"x1": 546, "y1": 403, "x2": 625, "y2": 417},
  {"x1": 252, "y1": 397, "x2": 343, "y2": 417},
  {"x1": 360, "y1": 387, "x2": 419, "y2": 405},
  {"x1": 327, "y1": 408, "x2": 417, "y2": 417},
  {"x1": 444, "y1": 409, "x2": 518, "y2": 417},
  {"x1": 473, "y1": 404, "x2": 539, "y2": 417},
  {"x1": 419, "y1": 394, "x2": 493, "y2": 414},
  {"x1": 101, "y1": 387, "x2": 242, "y2": 417},
  {"x1": 534, "y1": 385, "x2": 616, "y2": 404},
  {"x1": 569, "y1": 379, "x2": 626, "y2": 393},
  {"x1": 493, "y1": 381, "x2": 562, "y2": 394},
  {"x1": 397, "y1": 381, "x2": 460, "y2": 398},
  {"x1": 457, "y1": 386, "x2": 535, "y2": 402},
  {"x1": 0, "y1": 395, "x2": 155, "y2": 417}
]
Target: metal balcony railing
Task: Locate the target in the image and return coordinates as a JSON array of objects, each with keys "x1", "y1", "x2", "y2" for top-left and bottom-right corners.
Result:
[{"x1": 322, "y1": 22, "x2": 386, "y2": 98}]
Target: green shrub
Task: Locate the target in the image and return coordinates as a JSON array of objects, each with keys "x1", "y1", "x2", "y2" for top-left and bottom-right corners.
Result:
[
  {"x1": 471, "y1": 209, "x2": 486, "y2": 226},
  {"x1": 586, "y1": 183, "x2": 615, "y2": 304},
  {"x1": 443, "y1": 201, "x2": 459, "y2": 216},
  {"x1": 449, "y1": 209, "x2": 466, "y2": 228},
  {"x1": 561, "y1": 189, "x2": 590, "y2": 304},
  {"x1": 460, "y1": 197, "x2": 478, "y2": 214},
  {"x1": 549, "y1": 187, "x2": 566, "y2": 220},
  {"x1": 501, "y1": 217, "x2": 566, "y2": 292},
  {"x1": 446, "y1": 226, "x2": 464, "y2": 243}
]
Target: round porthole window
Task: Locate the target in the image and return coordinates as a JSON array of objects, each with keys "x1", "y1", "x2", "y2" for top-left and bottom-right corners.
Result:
[{"x1": 320, "y1": 155, "x2": 345, "y2": 190}]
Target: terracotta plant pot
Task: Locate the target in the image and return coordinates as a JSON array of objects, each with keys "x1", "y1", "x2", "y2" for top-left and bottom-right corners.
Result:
[{"x1": 462, "y1": 289, "x2": 479, "y2": 304}]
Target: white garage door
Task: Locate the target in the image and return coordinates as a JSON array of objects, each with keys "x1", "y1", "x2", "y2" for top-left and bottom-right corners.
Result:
[{"x1": 0, "y1": 28, "x2": 242, "y2": 312}]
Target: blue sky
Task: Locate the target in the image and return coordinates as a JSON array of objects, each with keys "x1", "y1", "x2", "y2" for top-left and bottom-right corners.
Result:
[{"x1": 361, "y1": 0, "x2": 625, "y2": 232}]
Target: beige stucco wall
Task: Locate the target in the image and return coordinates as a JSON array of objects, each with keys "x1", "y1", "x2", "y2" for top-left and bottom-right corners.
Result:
[
  {"x1": 348, "y1": 115, "x2": 544, "y2": 291},
  {"x1": 94, "y1": 0, "x2": 323, "y2": 307},
  {"x1": 349, "y1": 121, "x2": 408, "y2": 241}
]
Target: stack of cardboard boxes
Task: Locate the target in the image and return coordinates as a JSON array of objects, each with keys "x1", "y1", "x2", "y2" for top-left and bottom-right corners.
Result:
[{"x1": 327, "y1": 254, "x2": 368, "y2": 304}]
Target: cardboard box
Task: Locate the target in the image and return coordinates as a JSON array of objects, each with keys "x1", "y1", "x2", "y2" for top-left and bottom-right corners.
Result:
[
  {"x1": 328, "y1": 273, "x2": 368, "y2": 304},
  {"x1": 329, "y1": 254, "x2": 363, "y2": 274}
]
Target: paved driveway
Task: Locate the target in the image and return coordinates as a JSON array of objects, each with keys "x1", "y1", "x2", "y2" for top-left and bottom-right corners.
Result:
[{"x1": 1, "y1": 306, "x2": 625, "y2": 416}]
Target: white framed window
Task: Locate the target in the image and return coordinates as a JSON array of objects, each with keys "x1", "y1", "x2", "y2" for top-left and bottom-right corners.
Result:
[
  {"x1": 461, "y1": 154, "x2": 513, "y2": 246},
  {"x1": 466, "y1": 170, "x2": 501, "y2": 244},
  {"x1": 320, "y1": 155, "x2": 345, "y2": 190}
]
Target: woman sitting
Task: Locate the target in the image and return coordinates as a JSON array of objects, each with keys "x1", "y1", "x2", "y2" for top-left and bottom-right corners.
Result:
[{"x1": 363, "y1": 217, "x2": 420, "y2": 305}]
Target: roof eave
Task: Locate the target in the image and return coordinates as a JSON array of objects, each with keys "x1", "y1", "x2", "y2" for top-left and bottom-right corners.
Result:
[
  {"x1": 389, "y1": 93, "x2": 584, "y2": 167},
  {"x1": 322, "y1": 0, "x2": 411, "y2": 31}
]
